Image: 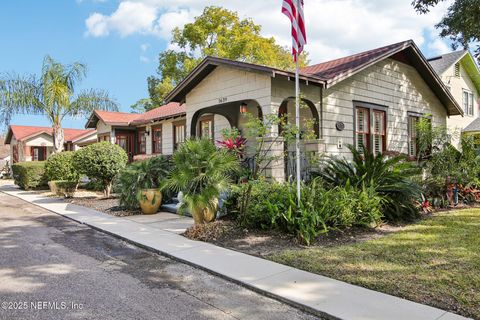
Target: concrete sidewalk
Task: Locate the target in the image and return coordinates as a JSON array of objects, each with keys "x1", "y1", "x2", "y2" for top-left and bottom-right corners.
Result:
[{"x1": 0, "y1": 184, "x2": 470, "y2": 320}]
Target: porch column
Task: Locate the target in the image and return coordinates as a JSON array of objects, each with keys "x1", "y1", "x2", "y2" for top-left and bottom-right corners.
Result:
[{"x1": 259, "y1": 102, "x2": 286, "y2": 182}]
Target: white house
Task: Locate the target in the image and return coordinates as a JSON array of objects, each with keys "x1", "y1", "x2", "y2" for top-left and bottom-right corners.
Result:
[
  {"x1": 428, "y1": 50, "x2": 480, "y2": 148},
  {"x1": 86, "y1": 40, "x2": 462, "y2": 181},
  {"x1": 5, "y1": 125, "x2": 97, "y2": 163}
]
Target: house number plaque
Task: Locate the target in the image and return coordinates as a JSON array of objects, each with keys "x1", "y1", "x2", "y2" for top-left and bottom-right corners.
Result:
[{"x1": 218, "y1": 97, "x2": 228, "y2": 103}]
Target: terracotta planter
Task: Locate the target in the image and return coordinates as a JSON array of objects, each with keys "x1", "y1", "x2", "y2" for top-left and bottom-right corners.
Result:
[
  {"x1": 139, "y1": 188, "x2": 162, "y2": 215},
  {"x1": 203, "y1": 199, "x2": 218, "y2": 223}
]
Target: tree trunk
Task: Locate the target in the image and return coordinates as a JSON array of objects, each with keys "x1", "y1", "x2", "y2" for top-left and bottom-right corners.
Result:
[
  {"x1": 104, "y1": 182, "x2": 112, "y2": 198},
  {"x1": 52, "y1": 123, "x2": 65, "y2": 153}
]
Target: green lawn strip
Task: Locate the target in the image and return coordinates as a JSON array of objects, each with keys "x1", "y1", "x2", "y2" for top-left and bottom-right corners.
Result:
[{"x1": 269, "y1": 209, "x2": 480, "y2": 319}]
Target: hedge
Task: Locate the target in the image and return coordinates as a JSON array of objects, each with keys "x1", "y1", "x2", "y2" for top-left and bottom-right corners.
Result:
[
  {"x1": 12, "y1": 161, "x2": 48, "y2": 190},
  {"x1": 44, "y1": 151, "x2": 79, "y2": 181}
]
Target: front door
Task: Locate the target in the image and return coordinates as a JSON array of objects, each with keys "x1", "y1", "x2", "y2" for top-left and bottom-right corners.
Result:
[{"x1": 115, "y1": 132, "x2": 135, "y2": 162}]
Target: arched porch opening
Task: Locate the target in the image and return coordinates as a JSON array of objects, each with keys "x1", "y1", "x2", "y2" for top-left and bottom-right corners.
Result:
[{"x1": 190, "y1": 99, "x2": 263, "y2": 139}]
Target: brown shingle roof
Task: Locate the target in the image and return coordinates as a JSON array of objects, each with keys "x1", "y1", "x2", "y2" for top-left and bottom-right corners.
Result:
[{"x1": 301, "y1": 41, "x2": 412, "y2": 83}]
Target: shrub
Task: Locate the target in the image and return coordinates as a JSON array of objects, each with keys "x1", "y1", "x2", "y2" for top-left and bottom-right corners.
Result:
[
  {"x1": 44, "y1": 151, "x2": 79, "y2": 181},
  {"x1": 168, "y1": 138, "x2": 240, "y2": 224},
  {"x1": 73, "y1": 142, "x2": 128, "y2": 197},
  {"x1": 318, "y1": 145, "x2": 421, "y2": 221},
  {"x1": 11, "y1": 161, "x2": 48, "y2": 190},
  {"x1": 117, "y1": 156, "x2": 171, "y2": 210},
  {"x1": 54, "y1": 180, "x2": 78, "y2": 198},
  {"x1": 237, "y1": 179, "x2": 383, "y2": 245}
]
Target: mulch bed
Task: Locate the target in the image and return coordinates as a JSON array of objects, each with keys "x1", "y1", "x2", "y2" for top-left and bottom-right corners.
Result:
[
  {"x1": 182, "y1": 218, "x2": 406, "y2": 257},
  {"x1": 66, "y1": 191, "x2": 141, "y2": 217}
]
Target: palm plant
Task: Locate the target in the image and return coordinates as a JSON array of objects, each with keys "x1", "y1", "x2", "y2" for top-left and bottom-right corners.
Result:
[
  {"x1": 0, "y1": 55, "x2": 118, "y2": 152},
  {"x1": 319, "y1": 145, "x2": 421, "y2": 221},
  {"x1": 118, "y1": 156, "x2": 171, "y2": 210},
  {"x1": 168, "y1": 138, "x2": 240, "y2": 224}
]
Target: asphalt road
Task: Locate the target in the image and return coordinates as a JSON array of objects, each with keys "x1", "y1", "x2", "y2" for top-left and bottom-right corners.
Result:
[{"x1": 0, "y1": 192, "x2": 320, "y2": 320}]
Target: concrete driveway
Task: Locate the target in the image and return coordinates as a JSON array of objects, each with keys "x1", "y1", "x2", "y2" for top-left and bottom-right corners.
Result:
[{"x1": 0, "y1": 193, "x2": 319, "y2": 320}]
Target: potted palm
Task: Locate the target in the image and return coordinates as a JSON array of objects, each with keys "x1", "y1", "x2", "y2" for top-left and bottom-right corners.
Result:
[
  {"x1": 118, "y1": 156, "x2": 170, "y2": 215},
  {"x1": 168, "y1": 138, "x2": 240, "y2": 224}
]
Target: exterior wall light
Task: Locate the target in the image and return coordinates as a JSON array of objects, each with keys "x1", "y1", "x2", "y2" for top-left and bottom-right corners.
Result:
[{"x1": 240, "y1": 102, "x2": 248, "y2": 114}]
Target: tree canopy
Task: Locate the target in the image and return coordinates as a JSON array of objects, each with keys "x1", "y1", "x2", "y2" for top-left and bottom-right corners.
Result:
[
  {"x1": 133, "y1": 6, "x2": 308, "y2": 112},
  {"x1": 412, "y1": 0, "x2": 480, "y2": 60},
  {"x1": 0, "y1": 55, "x2": 118, "y2": 152}
]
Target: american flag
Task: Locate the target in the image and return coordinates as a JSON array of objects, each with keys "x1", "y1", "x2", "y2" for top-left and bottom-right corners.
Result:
[{"x1": 282, "y1": 0, "x2": 306, "y2": 60}]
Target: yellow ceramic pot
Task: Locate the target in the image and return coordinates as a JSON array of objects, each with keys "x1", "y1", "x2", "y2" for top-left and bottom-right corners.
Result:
[
  {"x1": 191, "y1": 206, "x2": 205, "y2": 225},
  {"x1": 203, "y1": 199, "x2": 218, "y2": 223},
  {"x1": 139, "y1": 188, "x2": 162, "y2": 215}
]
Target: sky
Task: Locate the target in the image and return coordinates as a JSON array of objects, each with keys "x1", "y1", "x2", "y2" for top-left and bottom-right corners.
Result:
[{"x1": 0, "y1": 0, "x2": 454, "y2": 131}]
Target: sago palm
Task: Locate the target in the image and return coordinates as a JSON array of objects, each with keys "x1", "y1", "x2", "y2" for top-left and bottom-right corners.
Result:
[
  {"x1": 168, "y1": 138, "x2": 240, "y2": 224},
  {"x1": 0, "y1": 55, "x2": 118, "y2": 152},
  {"x1": 319, "y1": 145, "x2": 421, "y2": 221}
]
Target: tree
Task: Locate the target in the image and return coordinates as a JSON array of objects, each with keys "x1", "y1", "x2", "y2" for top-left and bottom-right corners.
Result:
[
  {"x1": 73, "y1": 142, "x2": 128, "y2": 197},
  {"x1": 412, "y1": 0, "x2": 480, "y2": 60},
  {"x1": 0, "y1": 55, "x2": 118, "y2": 152},
  {"x1": 133, "y1": 6, "x2": 308, "y2": 112}
]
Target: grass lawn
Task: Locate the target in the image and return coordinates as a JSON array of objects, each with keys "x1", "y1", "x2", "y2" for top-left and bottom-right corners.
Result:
[{"x1": 270, "y1": 208, "x2": 480, "y2": 319}]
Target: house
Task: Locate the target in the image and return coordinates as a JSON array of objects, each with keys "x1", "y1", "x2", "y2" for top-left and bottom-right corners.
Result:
[
  {"x1": 4, "y1": 125, "x2": 97, "y2": 163},
  {"x1": 0, "y1": 135, "x2": 10, "y2": 169},
  {"x1": 428, "y1": 50, "x2": 480, "y2": 148},
  {"x1": 86, "y1": 40, "x2": 462, "y2": 181},
  {"x1": 85, "y1": 103, "x2": 186, "y2": 162}
]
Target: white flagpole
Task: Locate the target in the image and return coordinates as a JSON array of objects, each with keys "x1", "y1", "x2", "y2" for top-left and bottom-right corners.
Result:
[{"x1": 295, "y1": 0, "x2": 301, "y2": 205}]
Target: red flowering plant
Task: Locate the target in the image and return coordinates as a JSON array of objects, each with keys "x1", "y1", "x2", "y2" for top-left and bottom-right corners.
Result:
[{"x1": 216, "y1": 128, "x2": 247, "y2": 159}]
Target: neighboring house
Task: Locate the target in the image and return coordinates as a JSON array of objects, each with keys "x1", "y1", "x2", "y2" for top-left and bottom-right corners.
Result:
[
  {"x1": 0, "y1": 135, "x2": 10, "y2": 170},
  {"x1": 428, "y1": 50, "x2": 480, "y2": 148},
  {"x1": 86, "y1": 40, "x2": 462, "y2": 181},
  {"x1": 85, "y1": 103, "x2": 186, "y2": 162},
  {"x1": 5, "y1": 125, "x2": 97, "y2": 163}
]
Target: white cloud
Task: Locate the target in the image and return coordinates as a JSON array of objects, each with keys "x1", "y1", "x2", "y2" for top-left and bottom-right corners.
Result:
[
  {"x1": 84, "y1": 0, "x2": 454, "y2": 62},
  {"x1": 140, "y1": 55, "x2": 150, "y2": 63},
  {"x1": 140, "y1": 43, "x2": 150, "y2": 52}
]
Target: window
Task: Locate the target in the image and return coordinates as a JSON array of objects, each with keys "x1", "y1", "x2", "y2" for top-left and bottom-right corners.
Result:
[
  {"x1": 173, "y1": 121, "x2": 186, "y2": 150},
  {"x1": 199, "y1": 116, "x2": 214, "y2": 140},
  {"x1": 31, "y1": 147, "x2": 46, "y2": 161},
  {"x1": 463, "y1": 90, "x2": 474, "y2": 116},
  {"x1": 137, "y1": 130, "x2": 146, "y2": 154},
  {"x1": 152, "y1": 126, "x2": 162, "y2": 154},
  {"x1": 355, "y1": 106, "x2": 386, "y2": 154},
  {"x1": 408, "y1": 115, "x2": 419, "y2": 157},
  {"x1": 356, "y1": 108, "x2": 370, "y2": 151},
  {"x1": 372, "y1": 110, "x2": 385, "y2": 155}
]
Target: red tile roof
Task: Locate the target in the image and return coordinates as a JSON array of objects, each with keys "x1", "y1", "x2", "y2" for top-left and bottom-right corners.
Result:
[
  {"x1": 87, "y1": 103, "x2": 185, "y2": 127},
  {"x1": 6, "y1": 125, "x2": 95, "y2": 143},
  {"x1": 301, "y1": 41, "x2": 411, "y2": 83},
  {"x1": 93, "y1": 110, "x2": 140, "y2": 125},
  {"x1": 131, "y1": 102, "x2": 184, "y2": 125}
]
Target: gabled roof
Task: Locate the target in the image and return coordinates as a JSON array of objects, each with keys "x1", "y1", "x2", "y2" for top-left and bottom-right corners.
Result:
[
  {"x1": 428, "y1": 51, "x2": 467, "y2": 75},
  {"x1": 301, "y1": 41, "x2": 411, "y2": 84},
  {"x1": 85, "y1": 110, "x2": 140, "y2": 128},
  {"x1": 463, "y1": 117, "x2": 480, "y2": 133},
  {"x1": 428, "y1": 50, "x2": 480, "y2": 95},
  {"x1": 131, "y1": 102, "x2": 185, "y2": 125},
  {"x1": 165, "y1": 40, "x2": 462, "y2": 116},
  {"x1": 86, "y1": 103, "x2": 186, "y2": 128},
  {"x1": 5, "y1": 125, "x2": 95, "y2": 144},
  {"x1": 165, "y1": 56, "x2": 326, "y2": 103}
]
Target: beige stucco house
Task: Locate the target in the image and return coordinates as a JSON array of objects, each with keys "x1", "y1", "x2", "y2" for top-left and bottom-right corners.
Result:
[
  {"x1": 86, "y1": 40, "x2": 462, "y2": 181},
  {"x1": 428, "y1": 50, "x2": 480, "y2": 148},
  {"x1": 5, "y1": 125, "x2": 97, "y2": 163}
]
